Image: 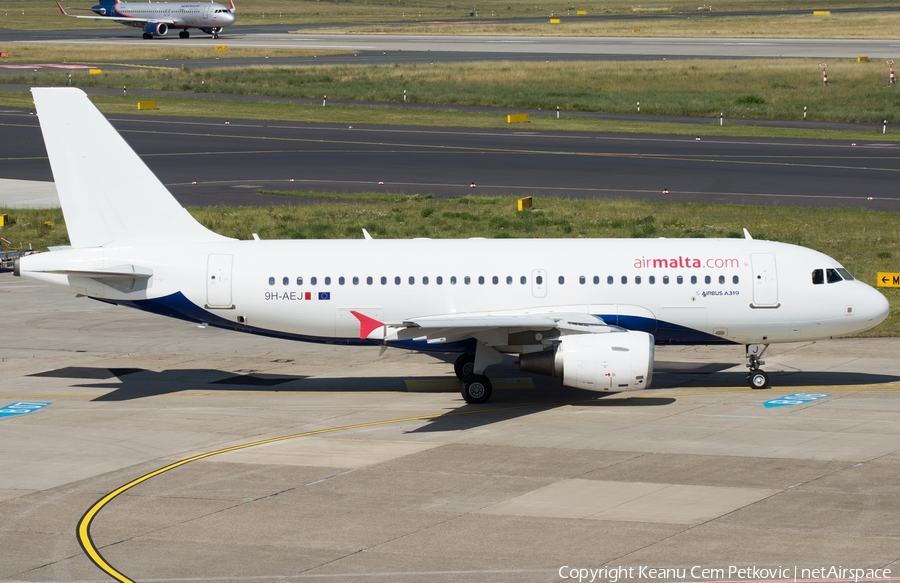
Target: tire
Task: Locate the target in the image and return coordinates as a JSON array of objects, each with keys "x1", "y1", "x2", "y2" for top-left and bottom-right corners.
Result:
[
  {"x1": 179, "y1": 30, "x2": 189, "y2": 38},
  {"x1": 748, "y1": 370, "x2": 769, "y2": 390},
  {"x1": 460, "y1": 374, "x2": 492, "y2": 404},
  {"x1": 453, "y1": 353, "x2": 475, "y2": 381},
  {"x1": 142, "y1": 32, "x2": 153, "y2": 39}
]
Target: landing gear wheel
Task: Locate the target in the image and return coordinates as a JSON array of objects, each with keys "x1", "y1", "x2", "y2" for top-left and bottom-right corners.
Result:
[
  {"x1": 748, "y1": 370, "x2": 770, "y2": 390},
  {"x1": 179, "y1": 30, "x2": 190, "y2": 38},
  {"x1": 142, "y1": 32, "x2": 153, "y2": 39},
  {"x1": 213, "y1": 32, "x2": 219, "y2": 39},
  {"x1": 461, "y1": 374, "x2": 492, "y2": 404},
  {"x1": 454, "y1": 353, "x2": 475, "y2": 381}
]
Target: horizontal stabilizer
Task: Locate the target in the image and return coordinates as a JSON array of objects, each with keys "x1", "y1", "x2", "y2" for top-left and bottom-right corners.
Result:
[
  {"x1": 31, "y1": 88, "x2": 232, "y2": 248},
  {"x1": 33, "y1": 264, "x2": 153, "y2": 280}
]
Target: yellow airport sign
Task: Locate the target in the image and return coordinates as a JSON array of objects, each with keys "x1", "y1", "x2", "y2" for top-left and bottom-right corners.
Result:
[
  {"x1": 877, "y1": 272, "x2": 900, "y2": 288},
  {"x1": 89, "y1": 69, "x2": 103, "y2": 74},
  {"x1": 215, "y1": 45, "x2": 227, "y2": 51},
  {"x1": 813, "y1": 10, "x2": 830, "y2": 15},
  {"x1": 549, "y1": 18, "x2": 560, "y2": 23},
  {"x1": 137, "y1": 101, "x2": 158, "y2": 110},
  {"x1": 507, "y1": 113, "x2": 529, "y2": 123},
  {"x1": 576, "y1": 10, "x2": 586, "y2": 15},
  {"x1": 518, "y1": 196, "x2": 533, "y2": 211}
]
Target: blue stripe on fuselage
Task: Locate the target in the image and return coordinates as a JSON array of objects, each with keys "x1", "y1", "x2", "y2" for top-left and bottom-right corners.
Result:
[{"x1": 96, "y1": 291, "x2": 734, "y2": 350}]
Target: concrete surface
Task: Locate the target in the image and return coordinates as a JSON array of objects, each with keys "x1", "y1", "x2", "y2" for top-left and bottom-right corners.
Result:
[
  {"x1": 1, "y1": 272, "x2": 900, "y2": 582},
  {"x1": 0, "y1": 178, "x2": 58, "y2": 208}
]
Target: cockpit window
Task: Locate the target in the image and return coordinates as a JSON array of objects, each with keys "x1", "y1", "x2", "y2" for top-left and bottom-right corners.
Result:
[
  {"x1": 836, "y1": 268, "x2": 855, "y2": 281},
  {"x1": 812, "y1": 269, "x2": 824, "y2": 285},
  {"x1": 826, "y1": 268, "x2": 843, "y2": 284}
]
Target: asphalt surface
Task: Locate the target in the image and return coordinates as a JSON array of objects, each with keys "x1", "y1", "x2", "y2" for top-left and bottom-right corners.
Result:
[{"x1": 2, "y1": 106, "x2": 898, "y2": 210}]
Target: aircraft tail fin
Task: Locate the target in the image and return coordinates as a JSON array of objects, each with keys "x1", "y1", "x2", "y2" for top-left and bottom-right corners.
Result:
[{"x1": 31, "y1": 87, "x2": 232, "y2": 248}]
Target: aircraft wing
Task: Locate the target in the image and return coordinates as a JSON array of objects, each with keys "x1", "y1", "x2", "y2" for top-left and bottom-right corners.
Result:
[
  {"x1": 351, "y1": 310, "x2": 614, "y2": 344},
  {"x1": 56, "y1": 2, "x2": 176, "y2": 24}
]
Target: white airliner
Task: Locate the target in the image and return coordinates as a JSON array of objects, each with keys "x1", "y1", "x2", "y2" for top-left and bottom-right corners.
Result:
[
  {"x1": 56, "y1": 0, "x2": 235, "y2": 39},
  {"x1": 16, "y1": 88, "x2": 890, "y2": 403}
]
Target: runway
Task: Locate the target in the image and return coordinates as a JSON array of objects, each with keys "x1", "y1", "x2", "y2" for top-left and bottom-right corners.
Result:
[
  {"x1": 2, "y1": 271, "x2": 900, "y2": 582},
  {"x1": 2, "y1": 107, "x2": 899, "y2": 211}
]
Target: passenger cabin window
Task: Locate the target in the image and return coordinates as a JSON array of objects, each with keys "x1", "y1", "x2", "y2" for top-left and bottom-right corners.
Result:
[
  {"x1": 282, "y1": 277, "x2": 289, "y2": 286},
  {"x1": 520, "y1": 276, "x2": 527, "y2": 284},
  {"x1": 395, "y1": 276, "x2": 401, "y2": 285},
  {"x1": 492, "y1": 276, "x2": 499, "y2": 285},
  {"x1": 324, "y1": 277, "x2": 331, "y2": 285},
  {"x1": 465, "y1": 276, "x2": 471, "y2": 285},
  {"x1": 477, "y1": 276, "x2": 484, "y2": 285},
  {"x1": 409, "y1": 276, "x2": 415, "y2": 285},
  {"x1": 506, "y1": 276, "x2": 513, "y2": 284},
  {"x1": 663, "y1": 275, "x2": 669, "y2": 284},
  {"x1": 558, "y1": 276, "x2": 565, "y2": 284},
  {"x1": 719, "y1": 275, "x2": 725, "y2": 284},
  {"x1": 593, "y1": 276, "x2": 600, "y2": 284},
  {"x1": 437, "y1": 276, "x2": 443, "y2": 285},
  {"x1": 381, "y1": 276, "x2": 387, "y2": 285},
  {"x1": 649, "y1": 276, "x2": 655, "y2": 284},
  {"x1": 268, "y1": 277, "x2": 275, "y2": 286},
  {"x1": 536, "y1": 275, "x2": 543, "y2": 285},
  {"x1": 451, "y1": 276, "x2": 458, "y2": 285},
  {"x1": 311, "y1": 277, "x2": 317, "y2": 286},
  {"x1": 733, "y1": 275, "x2": 739, "y2": 284},
  {"x1": 690, "y1": 276, "x2": 697, "y2": 284},
  {"x1": 296, "y1": 277, "x2": 303, "y2": 285},
  {"x1": 607, "y1": 276, "x2": 614, "y2": 284},
  {"x1": 339, "y1": 277, "x2": 345, "y2": 285},
  {"x1": 579, "y1": 276, "x2": 586, "y2": 284},
  {"x1": 423, "y1": 276, "x2": 429, "y2": 285},
  {"x1": 635, "y1": 275, "x2": 642, "y2": 285},
  {"x1": 704, "y1": 275, "x2": 711, "y2": 284},
  {"x1": 367, "y1": 276, "x2": 373, "y2": 285},
  {"x1": 353, "y1": 277, "x2": 360, "y2": 285},
  {"x1": 677, "y1": 276, "x2": 683, "y2": 284},
  {"x1": 621, "y1": 276, "x2": 628, "y2": 284}
]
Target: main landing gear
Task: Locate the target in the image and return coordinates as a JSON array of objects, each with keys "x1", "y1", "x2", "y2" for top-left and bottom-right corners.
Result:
[
  {"x1": 179, "y1": 30, "x2": 190, "y2": 38},
  {"x1": 455, "y1": 346, "x2": 504, "y2": 404},
  {"x1": 455, "y1": 352, "x2": 492, "y2": 404},
  {"x1": 746, "y1": 344, "x2": 770, "y2": 389}
]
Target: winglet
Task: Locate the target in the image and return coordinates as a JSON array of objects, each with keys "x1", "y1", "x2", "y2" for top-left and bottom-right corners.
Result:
[
  {"x1": 228, "y1": 0, "x2": 235, "y2": 11},
  {"x1": 743, "y1": 228, "x2": 753, "y2": 240},
  {"x1": 56, "y1": 1, "x2": 68, "y2": 15},
  {"x1": 362, "y1": 228, "x2": 373, "y2": 240},
  {"x1": 350, "y1": 310, "x2": 384, "y2": 339}
]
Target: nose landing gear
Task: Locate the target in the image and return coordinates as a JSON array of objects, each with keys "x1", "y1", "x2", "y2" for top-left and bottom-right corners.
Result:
[{"x1": 746, "y1": 344, "x2": 770, "y2": 389}]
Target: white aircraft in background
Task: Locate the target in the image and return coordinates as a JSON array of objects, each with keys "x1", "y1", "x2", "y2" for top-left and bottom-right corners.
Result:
[
  {"x1": 56, "y1": 0, "x2": 235, "y2": 39},
  {"x1": 16, "y1": 88, "x2": 890, "y2": 403}
]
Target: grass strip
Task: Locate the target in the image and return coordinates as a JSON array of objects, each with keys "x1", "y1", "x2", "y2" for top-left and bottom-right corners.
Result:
[
  {"x1": 0, "y1": 44, "x2": 349, "y2": 63},
  {"x1": 2, "y1": 196, "x2": 897, "y2": 335},
  {"x1": 305, "y1": 12, "x2": 900, "y2": 39},
  {"x1": 2, "y1": 89, "x2": 898, "y2": 142},
  {"x1": 3, "y1": 58, "x2": 900, "y2": 125}
]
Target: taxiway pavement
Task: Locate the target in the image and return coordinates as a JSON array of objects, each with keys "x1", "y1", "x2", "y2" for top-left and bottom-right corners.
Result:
[
  {"x1": 2, "y1": 107, "x2": 899, "y2": 211},
  {"x1": 2, "y1": 272, "x2": 900, "y2": 582}
]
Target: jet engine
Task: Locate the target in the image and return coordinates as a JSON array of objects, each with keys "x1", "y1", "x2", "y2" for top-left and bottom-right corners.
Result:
[
  {"x1": 144, "y1": 22, "x2": 168, "y2": 36},
  {"x1": 519, "y1": 331, "x2": 654, "y2": 392}
]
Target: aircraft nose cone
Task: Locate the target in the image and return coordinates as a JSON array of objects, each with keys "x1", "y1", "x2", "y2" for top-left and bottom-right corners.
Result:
[{"x1": 869, "y1": 287, "x2": 891, "y2": 326}]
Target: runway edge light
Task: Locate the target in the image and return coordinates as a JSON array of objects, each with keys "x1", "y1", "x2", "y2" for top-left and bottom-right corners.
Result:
[{"x1": 877, "y1": 272, "x2": 900, "y2": 288}]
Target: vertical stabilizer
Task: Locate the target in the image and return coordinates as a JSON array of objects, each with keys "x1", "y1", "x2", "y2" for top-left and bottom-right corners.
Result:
[{"x1": 31, "y1": 88, "x2": 232, "y2": 248}]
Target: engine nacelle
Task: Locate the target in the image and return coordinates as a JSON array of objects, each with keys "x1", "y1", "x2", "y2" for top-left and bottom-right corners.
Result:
[
  {"x1": 144, "y1": 22, "x2": 168, "y2": 36},
  {"x1": 519, "y1": 331, "x2": 654, "y2": 392}
]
